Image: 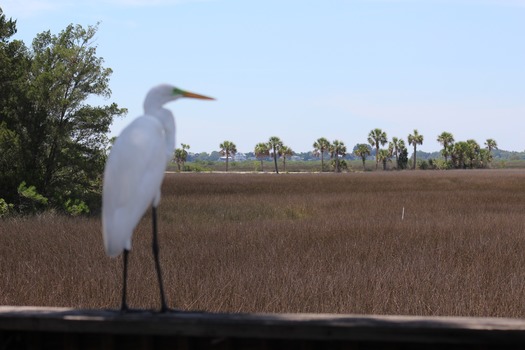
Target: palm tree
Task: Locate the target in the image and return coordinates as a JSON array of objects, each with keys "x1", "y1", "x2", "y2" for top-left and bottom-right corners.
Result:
[
  {"x1": 389, "y1": 137, "x2": 401, "y2": 165},
  {"x1": 478, "y1": 148, "x2": 489, "y2": 168},
  {"x1": 173, "y1": 143, "x2": 190, "y2": 171},
  {"x1": 408, "y1": 129, "x2": 424, "y2": 170},
  {"x1": 466, "y1": 139, "x2": 480, "y2": 168},
  {"x1": 219, "y1": 140, "x2": 237, "y2": 172},
  {"x1": 451, "y1": 141, "x2": 468, "y2": 169},
  {"x1": 313, "y1": 137, "x2": 330, "y2": 172},
  {"x1": 396, "y1": 139, "x2": 408, "y2": 169},
  {"x1": 388, "y1": 136, "x2": 399, "y2": 164},
  {"x1": 267, "y1": 136, "x2": 283, "y2": 173},
  {"x1": 485, "y1": 138, "x2": 498, "y2": 166},
  {"x1": 437, "y1": 131, "x2": 454, "y2": 163},
  {"x1": 377, "y1": 149, "x2": 392, "y2": 171},
  {"x1": 279, "y1": 145, "x2": 293, "y2": 172},
  {"x1": 354, "y1": 143, "x2": 371, "y2": 171},
  {"x1": 254, "y1": 142, "x2": 270, "y2": 172},
  {"x1": 330, "y1": 140, "x2": 346, "y2": 173},
  {"x1": 368, "y1": 128, "x2": 388, "y2": 169}
]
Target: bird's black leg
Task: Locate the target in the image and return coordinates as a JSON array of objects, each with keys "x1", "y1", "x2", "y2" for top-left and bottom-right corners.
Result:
[
  {"x1": 121, "y1": 249, "x2": 130, "y2": 312},
  {"x1": 152, "y1": 206, "x2": 170, "y2": 312}
]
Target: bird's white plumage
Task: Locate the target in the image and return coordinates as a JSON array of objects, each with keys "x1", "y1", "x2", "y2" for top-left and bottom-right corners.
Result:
[
  {"x1": 103, "y1": 117, "x2": 168, "y2": 256},
  {"x1": 102, "y1": 85, "x2": 179, "y2": 258},
  {"x1": 101, "y1": 84, "x2": 213, "y2": 311}
]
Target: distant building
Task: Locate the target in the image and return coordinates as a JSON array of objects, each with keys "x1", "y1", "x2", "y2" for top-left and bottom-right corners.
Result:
[
  {"x1": 219, "y1": 153, "x2": 247, "y2": 162},
  {"x1": 234, "y1": 153, "x2": 247, "y2": 161}
]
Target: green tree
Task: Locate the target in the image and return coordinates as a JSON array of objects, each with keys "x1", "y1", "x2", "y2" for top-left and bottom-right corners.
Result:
[
  {"x1": 330, "y1": 158, "x2": 348, "y2": 171},
  {"x1": 408, "y1": 129, "x2": 424, "y2": 170},
  {"x1": 478, "y1": 148, "x2": 489, "y2": 168},
  {"x1": 254, "y1": 142, "x2": 270, "y2": 172},
  {"x1": 208, "y1": 151, "x2": 221, "y2": 161},
  {"x1": 268, "y1": 136, "x2": 283, "y2": 173},
  {"x1": 279, "y1": 145, "x2": 293, "y2": 172},
  {"x1": 389, "y1": 137, "x2": 402, "y2": 166},
  {"x1": 377, "y1": 149, "x2": 392, "y2": 171},
  {"x1": 0, "y1": 122, "x2": 21, "y2": 195},
  {"x1": 174, "y1": 143, "x2": 190, "y2": 171},
  {"x1": 219, "y1": 140, "x2": 237, "y2": 172},
  {"x1": 330, "y1": 140, "x2": 346, "y2": 173},
  {"x1": 0, "y1": 198, "x2": 14, "y2": 217},
  {"x1": 0, "y1": 9, "x2": 31, "y2": 205},
  {"x1": 368, "y1": 128, "x2": 388, "y2": 169},
  {"x1": 354, "y1": 143, "x2": 371, "y2": 171},
  {"x1": 465, "y1": 139, "x2": 480, "y2": 168},
  {"x1": 0, "y1": 8, "x2": 16, "y2": 42},
  {"x1": 0, "y1": 18, "x2": 126, "y2": 213},
  {"x1": 437, "y1": 131, "x2": 455, "y2": 163},
  {"x1": 313, "y1": 137, "x2": 330, "y2": 172},
  {"x1": 451, "y1": 141, "x2": 469, "y2": 169},
  {"x1": 17, "y1": 181, "x2": 48, "y2": 214},
  {"x1": 398, "y1": 147, "x2": 409, "y2": 169},
  {"x1": 485, "y1": 138, "x2": 498, "y2": 166}
]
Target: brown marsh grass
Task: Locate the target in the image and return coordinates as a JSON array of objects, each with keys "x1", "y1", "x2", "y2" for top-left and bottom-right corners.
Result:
[{"x1": 1, "y1": 169, "x2": 525, "y2": 317}]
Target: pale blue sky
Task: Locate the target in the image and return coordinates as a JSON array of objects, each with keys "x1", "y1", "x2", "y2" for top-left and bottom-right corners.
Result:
[{"x1": 3, "y1": 0, "x2": 525, "y2": 153}]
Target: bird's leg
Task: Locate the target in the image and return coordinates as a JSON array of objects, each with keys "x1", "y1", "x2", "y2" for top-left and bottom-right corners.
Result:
[
  {"x1": 152, "y1": 206, "x2": 170, "y2": 312},
  {"x1": 121, "y1": 249, "x2": 130, "y2": 312}
]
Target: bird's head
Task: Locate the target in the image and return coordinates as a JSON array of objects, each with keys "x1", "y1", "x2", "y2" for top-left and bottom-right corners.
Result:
[{"x1": 144, "y1": 84, "x2": 214, "y2": 111}]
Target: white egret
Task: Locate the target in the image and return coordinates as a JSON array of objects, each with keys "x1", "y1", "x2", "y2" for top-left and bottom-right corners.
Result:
[{"x1": 102, "y1": 84, "x2": 214, "y2": 312}]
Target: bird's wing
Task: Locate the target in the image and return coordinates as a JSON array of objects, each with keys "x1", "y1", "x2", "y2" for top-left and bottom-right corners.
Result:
[{"x1": 102, "y1": 116, "x2": 169, "y2": 257}]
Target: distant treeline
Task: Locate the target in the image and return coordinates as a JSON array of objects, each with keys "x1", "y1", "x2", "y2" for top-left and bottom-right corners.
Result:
[{"x1": 186, "y1": 148, "x2": 525, "y2": 162}]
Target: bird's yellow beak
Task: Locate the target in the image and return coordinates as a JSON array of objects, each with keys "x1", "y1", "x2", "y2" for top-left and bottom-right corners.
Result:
[
  {"x1": 183, "y1": 91, "x2": 215, "y2": 100},
  {"x1": 174, "y1": 87, "x2": 215, "y2": 100}
]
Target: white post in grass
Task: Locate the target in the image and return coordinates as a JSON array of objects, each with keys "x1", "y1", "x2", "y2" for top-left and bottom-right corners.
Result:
[{"x1": 401, "y1": 207, "x2": 405, "y2": 220}]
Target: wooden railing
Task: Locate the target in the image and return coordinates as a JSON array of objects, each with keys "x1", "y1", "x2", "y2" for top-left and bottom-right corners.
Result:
[{"x1": 1, "y1": 306, "x2": 525, "y2": 349}]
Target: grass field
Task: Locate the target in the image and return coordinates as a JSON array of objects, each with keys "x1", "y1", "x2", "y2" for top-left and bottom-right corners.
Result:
[
  {"x1": 1, "y1": 169, "x2": 524, "y2": 317},
  {"x1": 169, "y1": 158, "x2": 525, "y2": 173}
]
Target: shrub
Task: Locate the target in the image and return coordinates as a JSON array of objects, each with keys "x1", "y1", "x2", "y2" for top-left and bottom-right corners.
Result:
[
  {"x1": 17, "y1": 182, "x2": 48, "y2": 214},
  {"x1": 418, "y1": 160, "x2": 429, "y2": 170},
  {"x1": 184, "y1": 163, "x2": 211, "y2": 172},
  {"x1": 429, "y1": 159, "x2": 450, "y2": 170},
  {"x1": 64, "y1": 198, "x2": 90, "y2": 216},
  {"x1": 0, "y1": 198, "x2": 13, "y2": 217}
]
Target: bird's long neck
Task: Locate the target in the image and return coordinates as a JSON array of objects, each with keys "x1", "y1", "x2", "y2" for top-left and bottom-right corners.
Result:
[{"x1": 146, "y1": 106, "x2": 176, "y2": 164}]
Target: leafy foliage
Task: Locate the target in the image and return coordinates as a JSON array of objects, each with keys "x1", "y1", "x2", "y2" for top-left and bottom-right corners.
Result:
[
  {"x1": 64, "y1": 198, "x2": 90, "y2": 216},
  {"x1": 408, "y1": 129, "x2": 424, "y2": 170},
  {"x1": 377, "y1": 149, "x2": 392, "y2": 170},
  {"x1": 389, "y1": 137, "x2": 405, "y2": 167},
  {"x1": 254, "y1": 142, "x2": 270, "y2": 171},
  {"x1": 17, "y1": 181, "x2": 48, "y2": 214},
  {"x1": 267, "y1": 136, "x2": 283, "y2": 173},
  {"x1": 174, "y1": 143, "x2": 190, "y2": 171},
  {"x1": 330, "y1": 158, "x2": 348, "y2": 171},
  {"x1": 437, "y1": 131, "x2": 455, "y2": 163},
  {"x1": 329, "y1": 140, "x2": 347, "y2": 173},
  {"x1": 219, "y1": 140, "x2": 237, "y2": 172},
  {"x1": 354, "y1": 143, "x2": 371, "y2": 170},
  {"x1": 313, "y1": 137, "x2": 330, "y2": 172},
  {"x1": 279, "y1": 145, "x2": 293, "y2": 172},
  {"x1": 0, "y1": 198, "x2": 13, "y2": 217},
  {"x1": 398, "y1": 148, "x2": 409, "y2": 169},
  {"x1": 368, "y1": 128, "x2": 388, "y2": 169},
  {"x1": 0, "y1": 10, "x2": 125, "y2": 214}
]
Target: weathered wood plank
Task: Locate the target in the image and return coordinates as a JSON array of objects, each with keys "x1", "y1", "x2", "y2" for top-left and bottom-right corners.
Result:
[{"x1": 1, "y1": 306, "x2": 525, "y2": 347}]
